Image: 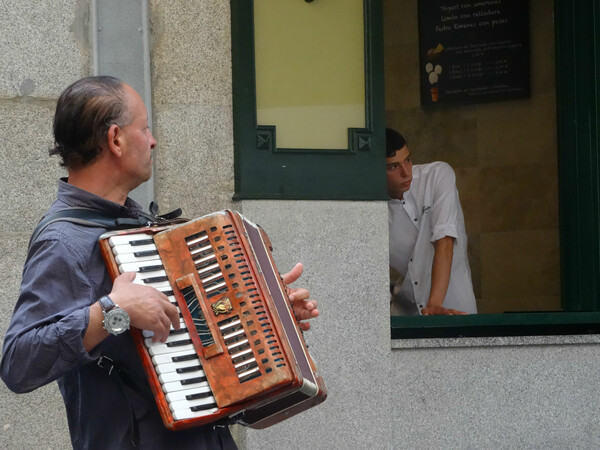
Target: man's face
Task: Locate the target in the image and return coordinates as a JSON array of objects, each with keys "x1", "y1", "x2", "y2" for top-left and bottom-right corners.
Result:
[
  {"x1": 119, "y1": 85, "x2": 156, "y2": 188},
  {"x1": 386, "y1": 145, "x2": 412, "y2": 199}
]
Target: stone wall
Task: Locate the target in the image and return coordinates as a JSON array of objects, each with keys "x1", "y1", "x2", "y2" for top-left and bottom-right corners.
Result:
[{"x1": 0, "y1": 1, "x2": 89, "y2": 448}]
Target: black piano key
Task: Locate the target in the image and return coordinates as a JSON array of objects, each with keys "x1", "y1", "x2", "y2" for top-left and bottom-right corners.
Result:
[
  {"x1": 186, "y1": 391, "x2": 212, "y2": 401},
  {"x1": 181, "y1": 376, "x2": 208, "y2": 386},
  {"x1": 142, "y1": 275, "x2": 170, "y2": 284},
  {"x1": 176, "y1": 365, "x2": 203, "y2": 374},
  {"x1": 191, "y1": 403, "x2": 216, "y2": 412},
  {"x1": 170, "y1": 328, "x2": 188, "y2": 336},
  {"x1": 130, "y1": 238, "x2": 155, "y2": 246},
  {"x1": 166, "y1": 339, "x2": 193, "y2": 348},
  {"x1": 138, "y1": 264, "x2": 164, "y2": 273},
  {"x1": 134, "y1": 250, "x2": 159, "y2": 257},
  {"x1": 172, "y1": 353, "x2": 199, "y2": 363}
]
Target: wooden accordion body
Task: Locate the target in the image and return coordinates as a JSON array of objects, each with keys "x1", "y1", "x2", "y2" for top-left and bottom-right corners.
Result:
[{"x1": 99, "y1": 210, "x2": 326, "y2": 430}]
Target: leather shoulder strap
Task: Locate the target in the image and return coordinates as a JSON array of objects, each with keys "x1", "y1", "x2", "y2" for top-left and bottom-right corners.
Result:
[{"x1": 28, "y1": 208, "x2": 147, "y2": 250}]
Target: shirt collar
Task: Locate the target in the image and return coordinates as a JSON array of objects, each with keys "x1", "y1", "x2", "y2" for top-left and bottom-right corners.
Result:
[{"x1": 57, "y1": 178, "x2": 144, "y2": 219}]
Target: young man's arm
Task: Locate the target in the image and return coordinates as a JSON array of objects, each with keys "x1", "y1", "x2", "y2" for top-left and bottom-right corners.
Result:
[{"x1": 421, "y1": 235, "x2": 466, "y2": 316}]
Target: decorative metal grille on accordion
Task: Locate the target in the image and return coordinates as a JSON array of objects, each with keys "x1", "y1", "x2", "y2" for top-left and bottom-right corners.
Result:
[{"x1": 99, "y1": 209, "x2": 326, "y2": 430}]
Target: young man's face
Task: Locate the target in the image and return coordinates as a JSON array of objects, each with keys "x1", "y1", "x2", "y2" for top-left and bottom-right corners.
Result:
[{"x1": 386, "y1": 145, "x2": 413, "y2": 199}]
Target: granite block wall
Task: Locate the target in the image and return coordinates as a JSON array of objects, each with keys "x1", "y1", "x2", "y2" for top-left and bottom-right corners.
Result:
[
  {"x1": 391, "y1": 336, "x2": 600, "y2": 449},
  {"x1": 0, "y1": 1, "x2": 89, "y2": 448}
]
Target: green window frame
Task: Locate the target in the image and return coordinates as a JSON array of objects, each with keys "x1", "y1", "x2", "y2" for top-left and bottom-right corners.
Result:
[
  {"x1": 231, "y1": 0, "x2": 387, "y2": 200},
  {"x1": 393, "y1": 0, "x2": 600, "y2": 338},
  {"x1": 231, "y1": 0, "x2": 600, "y2": 338}
]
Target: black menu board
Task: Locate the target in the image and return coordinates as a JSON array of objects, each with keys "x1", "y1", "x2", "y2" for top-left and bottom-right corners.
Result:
[{"x1": 418, "y1": 0, "x2": 529, "y2": 107}]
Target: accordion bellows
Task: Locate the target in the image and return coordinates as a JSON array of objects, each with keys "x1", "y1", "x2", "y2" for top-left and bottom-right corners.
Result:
[{"x1": 99, "y1": 210, "x2": 326, "y2": 430}]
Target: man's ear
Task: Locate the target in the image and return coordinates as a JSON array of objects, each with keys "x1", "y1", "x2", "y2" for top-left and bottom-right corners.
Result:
[{"x1": 106, "y1": 123, "x2": 123, "y2": 157}]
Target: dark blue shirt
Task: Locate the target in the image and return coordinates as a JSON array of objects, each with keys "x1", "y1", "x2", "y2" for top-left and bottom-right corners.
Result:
[{"x1": 0, "y1": 179, "x2": 236, "y2": 449}]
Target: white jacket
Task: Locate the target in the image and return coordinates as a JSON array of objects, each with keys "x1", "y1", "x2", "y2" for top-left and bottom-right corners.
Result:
[{"x1": 389, "y1": 162, "x2": 477, "y2": 315}]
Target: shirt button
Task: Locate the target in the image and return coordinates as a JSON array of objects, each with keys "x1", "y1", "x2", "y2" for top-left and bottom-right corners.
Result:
[
  {"x1": 414, "y1": 281, "x2": 418, "y2": 285},
  {"x1": 414, "y1": 218, "x2": 418, "y2": 222}
]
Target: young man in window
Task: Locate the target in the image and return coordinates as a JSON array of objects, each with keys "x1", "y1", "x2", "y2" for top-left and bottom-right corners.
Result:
[{"x1": 386, "y1": 128, "x2": 477, "y2": 316}]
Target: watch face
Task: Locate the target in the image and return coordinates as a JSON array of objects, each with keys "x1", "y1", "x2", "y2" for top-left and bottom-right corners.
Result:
[{"x1": 104, "y1": 309, "x2": 130, "y2": 335}]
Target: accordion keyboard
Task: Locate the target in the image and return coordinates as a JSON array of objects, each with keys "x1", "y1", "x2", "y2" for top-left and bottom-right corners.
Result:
[{"x1": 108, "y1": 232, "x2": 221, "y2": 421}]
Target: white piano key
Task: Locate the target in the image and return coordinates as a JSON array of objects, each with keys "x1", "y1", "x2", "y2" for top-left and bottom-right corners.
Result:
[
  {"x1": 115, "y1": 252, "x2": 161, "y2": 264},
  {"x1": 118, "y1": 259, "x2": 164, "y2": 273},
  {"x1": 108, "y1": 233, "x2": 155, "y2": 247},
  {"x1": 170, "y1": 396, "x2": 216, "y2": 414},
  {"x1": 145, "y1": 331, "x2": 190, "y2": 348},
  {"x1": 133, "y1": 268, "x2": 168, "y2": 279},
  {"x1": 162, "y1": 377, "x2": 210, "y2": 393},
  {"x1": 134, "y1": 279, "x2": 172, "y2": 290},
  {"x1": 155, "y1": 358, "x2": 202, "y2": 375},
  {"x1": 152, "y1": 349, "x2": 198, "y2": 366},
  {"x1": 172, "y1": 407, "x2": 218, "y2": 421},
  {"x1": 142, "y1": 319, "x2": 186, "y2": 338},
  {"x1": 111, "y1": 243, "x2": 158, "y2": 255},
  {"x1": 148, "y1": 340, "x2": 195, "y2": 356},
  {"x1": 159, "y1": 368, "x2": 206, "y2": 384},
  {"x1": 165, "y1": 385, "x2": 213, "y2": 403}
]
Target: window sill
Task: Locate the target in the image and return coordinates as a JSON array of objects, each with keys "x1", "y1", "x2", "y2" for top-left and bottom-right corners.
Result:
[{"x1": 391, "y1": 312, "x2": 600, "y2": 341}]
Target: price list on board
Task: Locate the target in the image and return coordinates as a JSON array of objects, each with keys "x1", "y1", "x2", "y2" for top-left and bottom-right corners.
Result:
[{"x1": 418, "y1": 0, "x2": 529, "y2": 107}]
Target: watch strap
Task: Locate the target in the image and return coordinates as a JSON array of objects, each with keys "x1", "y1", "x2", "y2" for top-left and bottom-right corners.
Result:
[{"x1": 99, "y1": 295, "x2": 115, "y2": 313}]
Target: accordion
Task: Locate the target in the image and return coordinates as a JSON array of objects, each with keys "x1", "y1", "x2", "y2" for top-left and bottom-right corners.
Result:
[{"x1": 99, "y1": 210, "x2": 326, "y2": 430}]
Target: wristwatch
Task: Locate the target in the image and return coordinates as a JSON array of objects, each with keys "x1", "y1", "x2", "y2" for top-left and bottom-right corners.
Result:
[{"x1": 99, "y1": 295, "x2": 130, "y2": 335}]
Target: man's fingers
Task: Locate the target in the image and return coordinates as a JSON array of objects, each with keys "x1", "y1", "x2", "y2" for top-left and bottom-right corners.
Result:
[
  {"x1": 298, "y1": 321, "x2": 311, "y2": 331},
  {"x1": 288, "y1": 287, "x2": 310, "y2": 302},
  {"x1": 281, "y1": 263, "x2": 303, "y2": 285},
  {"x1": 165, "y1": 303, "x2": 181, "y2": 330},
  {"x1": 115, "y1": 271, "x2": 136, "y2": 284}
]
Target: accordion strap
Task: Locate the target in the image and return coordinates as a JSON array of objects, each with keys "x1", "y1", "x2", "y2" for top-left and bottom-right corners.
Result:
[
  {"x1": 28, "y1": 206, "x2": 185, "y2": 251},
  {"x1": 28, "y1": 208, "x2": 146, "y2": 248},
  {"x1": 97, "y1": 355, "x2": 154, "y2": 400}
]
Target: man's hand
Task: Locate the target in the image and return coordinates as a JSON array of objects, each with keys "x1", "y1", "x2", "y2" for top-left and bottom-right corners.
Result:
[
  {"x1": 281, "y1": 263, "x2": 319, "y2": 331},
  {"x1": 109, "y1": 272, "x2": 180, "y2": 342},
  {"x1": 421, "y1": 304, "x2": 467, "y2": 315}
]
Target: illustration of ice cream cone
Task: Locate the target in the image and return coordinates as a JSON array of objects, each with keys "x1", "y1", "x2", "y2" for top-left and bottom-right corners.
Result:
[{"x1": 426, "y1": 63, "x2": 443, "y2": 102}]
